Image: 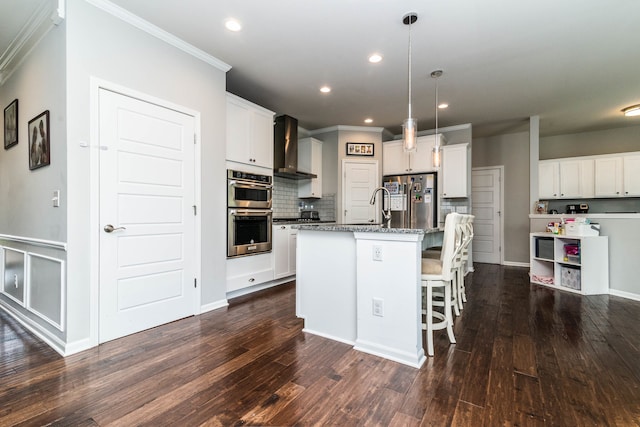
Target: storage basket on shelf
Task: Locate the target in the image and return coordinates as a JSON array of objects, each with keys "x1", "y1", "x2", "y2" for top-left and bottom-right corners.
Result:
[
  {"x1": 560, "y1": 265, "x2": 581, "y2": 290},
  {"x1": 564, "y1": 243, "x2": 580, "y2": 263}
]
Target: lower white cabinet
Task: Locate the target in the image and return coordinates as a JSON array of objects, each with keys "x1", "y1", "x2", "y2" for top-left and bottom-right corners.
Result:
[
  {"x1": 227, "y1": 253, "x2": 274, "y2": 292},
  {"x1": 529, "y1": 233, "x2": 608, "y2": 295},
  {"x1": 273, "y1": 224, "x2": 298, "y2": 279}
]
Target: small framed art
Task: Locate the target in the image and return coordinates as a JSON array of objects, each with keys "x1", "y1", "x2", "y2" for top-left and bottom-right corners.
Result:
[
  {"x1": 28, "y1": 110, "x2": 50, "y2": 170},
  {"x1": 346, "y1": 142, "x2": 374, "y2": 156},
  {"x1": 4, "y1": 99, "x2": 18, "y2": 149}
]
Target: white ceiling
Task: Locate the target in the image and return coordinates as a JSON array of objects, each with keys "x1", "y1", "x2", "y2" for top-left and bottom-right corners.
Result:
[{"x1": 3, "y1": 0, "x2": 640, "y2": 137}]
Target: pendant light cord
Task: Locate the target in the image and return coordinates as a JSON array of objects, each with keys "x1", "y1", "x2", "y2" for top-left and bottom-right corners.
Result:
[{"x1": 408, "y1": 19, "x2": 412, "y2": 119}]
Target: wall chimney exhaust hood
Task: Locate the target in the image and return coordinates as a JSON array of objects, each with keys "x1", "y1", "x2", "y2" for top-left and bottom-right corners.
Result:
[{"x1": 273, "y1": 115, "x2": 317, "y2": 180}]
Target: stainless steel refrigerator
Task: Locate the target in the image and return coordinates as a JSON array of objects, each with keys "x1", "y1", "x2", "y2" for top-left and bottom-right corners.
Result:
[{"x1": 382, "y1": 173, "x2": 437, "y2": 229}]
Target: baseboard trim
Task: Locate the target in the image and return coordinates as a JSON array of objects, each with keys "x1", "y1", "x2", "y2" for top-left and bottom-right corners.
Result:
[
  {"x1": 503, "y1": 261, "x2": 530, "y2": 268},
  {"x1": 200, "y1": 299, "x2": 229, "y2": 314},
  {"x1": 609, "y1": 289, "x2": 640, "y2": 302},
  {"x1": 0, "y1": 301, "x2": 65, "y2": 356}
]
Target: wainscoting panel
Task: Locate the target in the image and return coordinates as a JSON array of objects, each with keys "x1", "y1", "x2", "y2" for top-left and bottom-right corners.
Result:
[
  {"x1": 27, "y1": 253, "x2": 65, "y2": 331},
  {"x1": 2, "y1": 247, "x2": 26, "y2": 306}
]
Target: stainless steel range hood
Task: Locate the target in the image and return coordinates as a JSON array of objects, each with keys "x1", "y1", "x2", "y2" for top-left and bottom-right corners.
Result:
[{"x1": 274, "y1": 115, "x2": 317, "y2": 180}]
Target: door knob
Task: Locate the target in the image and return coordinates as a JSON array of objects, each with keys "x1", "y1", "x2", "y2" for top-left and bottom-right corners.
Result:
[{"x1": 104, "y1": 224, "x2": 126, "y2": 233}]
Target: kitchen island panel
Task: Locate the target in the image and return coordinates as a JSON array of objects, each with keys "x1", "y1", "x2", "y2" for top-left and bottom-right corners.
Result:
[{"x1": 296, "y1": 230, "x2": 357, "y2": 344}]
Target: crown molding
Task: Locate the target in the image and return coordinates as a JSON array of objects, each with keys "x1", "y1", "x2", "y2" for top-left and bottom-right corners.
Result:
[
  {"x1": 0, "y1": 0, "x2": 64, "y2": 85},
  {"x1": 85, "y1": 0, "x2": 231, "y2": 72}
]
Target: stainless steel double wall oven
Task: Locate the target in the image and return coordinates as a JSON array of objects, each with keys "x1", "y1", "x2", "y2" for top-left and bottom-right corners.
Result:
[{"x1": 227, "y1": 169, "x2": 273, "y2": 257}]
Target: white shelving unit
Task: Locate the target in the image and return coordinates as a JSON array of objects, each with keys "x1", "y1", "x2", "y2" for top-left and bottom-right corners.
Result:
[{"x1": 529, "y1": 232, "x2": 609, "y2": 295}]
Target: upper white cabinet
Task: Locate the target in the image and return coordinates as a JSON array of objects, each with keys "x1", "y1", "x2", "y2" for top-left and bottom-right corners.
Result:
[
  {"x1": 623, "y1": 154, "x2": 640, "y2": 196},
  {"x1": 382, "y1": 135, "x2": 443, "y2": 176},
  {"x1": 298, "y1": 137, "x2": 323, "y2": 198},
  {"x1": 442, "y1": 143, "x2": 469, "y2": 198},
  {"x1": 539, "y1": 159, "x2": 595, "y2": 199},
  {"x1": 226, "y1": 93, "x2": 275, "y2": 169},
  {"x1": 538, "y1": 161, "x2": 560, "y2": 199},
  {"x1": 595, "y1": 157, "x2": 623, "y2": 197}
]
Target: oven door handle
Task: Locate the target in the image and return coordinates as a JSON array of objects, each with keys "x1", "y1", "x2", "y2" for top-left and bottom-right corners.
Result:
[
  {"x1": 229, "y1": 209, "x2": 273, "y2": 216},
  {"x1": 228, "y1": 180, "x2": 273, "y2": 189}
]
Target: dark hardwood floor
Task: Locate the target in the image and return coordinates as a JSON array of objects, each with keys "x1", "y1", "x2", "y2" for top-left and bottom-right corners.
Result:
[{"x1": 2, "y1": 263, "x2": 640, "y2": 426}]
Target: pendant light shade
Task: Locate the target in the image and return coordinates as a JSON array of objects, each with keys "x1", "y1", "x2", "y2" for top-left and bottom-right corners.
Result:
[
  {"x1": 431, "y1": 70, "x2": 443, "y2": 169},
  {"x1": 402, "y1": 13, "x2": 418, "y2": 153},
  {"x1": 403, "y1": 118, "x2": 417, "y2": 152}
]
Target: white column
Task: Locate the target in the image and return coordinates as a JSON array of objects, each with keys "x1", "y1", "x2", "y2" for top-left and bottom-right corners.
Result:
[{"x1": 530, "y1": 115, "x2": 540, "y2": 213}]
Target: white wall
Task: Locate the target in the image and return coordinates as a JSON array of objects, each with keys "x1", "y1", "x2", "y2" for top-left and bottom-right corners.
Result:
[
  {"x1": 65, "y1": 0, "x2": 228, "y2": 346},
  {"x1": 473, "y1": 131, "x2": 531, "y2": 264},
  {"x1": 0, "y1": 24, "x2": 66, "y2": 241}
]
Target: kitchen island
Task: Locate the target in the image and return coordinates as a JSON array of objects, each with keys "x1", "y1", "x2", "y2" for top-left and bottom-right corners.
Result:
[{"x1": 295, "y1": 224, "x2": 442, "y2": 368}]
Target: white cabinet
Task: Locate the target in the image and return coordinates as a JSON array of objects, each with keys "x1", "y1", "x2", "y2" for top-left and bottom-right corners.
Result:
[
  {"x1": 226, "y1": 93, "x2": 275, "y2": 169},
  {"x1": 538, "y1": 161, "x2": 560, "y2": 199},
  {"x1": 273, "y1": 224, "x2": 298, "y2": 279},
  {"x1": 538, "y1": 159, "x2": 594, "y2": 199},
  {"x1": 382, "y1": 135, "x2": 442, "y2": 176},
  {"x1": 227, "y1": 253, "x2": 274, "y2": 293},
  {"x1": 529, "y1": 233, "x2": 608, "y2": 295},
  {"x1": 442, "y1": 143, "x2": 469, "y2": 198},
  {"x1": 623, "y1": 154, "x2": 640, "y2": 196},
  {"x1": 595, "y1": 157, "x2": 623, "y2": 197},
  {"x1": 298, "y1": 138, "x2": 323, "y2": 198}
]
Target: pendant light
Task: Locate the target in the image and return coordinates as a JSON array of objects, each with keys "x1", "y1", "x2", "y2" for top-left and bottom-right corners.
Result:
[
  {"x1": 431, "y1": 70, "x2": 443, "y2": 169},
  {"x1": 402, "y1": 13, "x2": 418, "y2": 153}
]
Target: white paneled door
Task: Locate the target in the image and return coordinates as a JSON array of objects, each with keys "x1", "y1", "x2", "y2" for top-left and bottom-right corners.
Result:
[
  {"x1": 472, "y1": 167, "x2": 502, "y2": 264},
  {"x1": 343, "y1": 160, "x2": 378, "y2": 224},
  {"x1": 99, "y1": 89, "x2": 197, "y2": 343}
]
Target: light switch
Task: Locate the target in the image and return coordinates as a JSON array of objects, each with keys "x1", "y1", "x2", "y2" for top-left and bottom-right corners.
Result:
[{"x1": 53, "y1": 190, "x2": 60, "y2": 207}]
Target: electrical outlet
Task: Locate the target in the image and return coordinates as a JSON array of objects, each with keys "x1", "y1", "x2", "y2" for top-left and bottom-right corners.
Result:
[
  {"x1": 372, "y1": 298, "x2": 384, "y2": 317},
  {"x1": 373, "y1": 245, "x2": 383, "y2": 261}
]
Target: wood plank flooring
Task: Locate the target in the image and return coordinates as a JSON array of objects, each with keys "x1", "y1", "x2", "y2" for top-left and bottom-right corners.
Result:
[{"x1": 2, "y1": 263, "x2": 640, "y2": 426}]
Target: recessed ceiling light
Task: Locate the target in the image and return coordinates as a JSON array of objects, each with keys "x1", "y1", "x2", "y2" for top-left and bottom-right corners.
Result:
[
  {"x1": 438, "y1": 103, "x2": 449, "y2": 109},
  {"x1": 622, "y1": 104, "x2": 640, "y2": 117},
  {"x1": 368, "y1": 54, "x2": 383, "y2": 63},
  {"x1": 320, "y1": 86, "x2": 331, "y2": 93},
  {"x1": 364, "y1": 118, "x2": 373, "y2": 124},
  {"x1": 225, "y1": 19, "x2": 242, "y2": 32}
]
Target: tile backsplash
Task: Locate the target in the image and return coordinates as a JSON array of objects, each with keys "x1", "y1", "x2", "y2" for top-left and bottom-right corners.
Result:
[{"x1": 273, "y1": 176, "x2": 336, "y2": 221}]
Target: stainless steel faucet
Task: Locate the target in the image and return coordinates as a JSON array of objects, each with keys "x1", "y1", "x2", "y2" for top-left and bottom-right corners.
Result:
[{"x1": 369, "y1": 187, "x2": 392, "y2": 228}]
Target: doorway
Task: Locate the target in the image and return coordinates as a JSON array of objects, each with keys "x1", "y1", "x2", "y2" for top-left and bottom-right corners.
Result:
[
  {"x1": 471, "y1": 166, "x2": 503, "y2": 264},
  {"x1": 342, "y1": 160, "x2": 379, "y2": 224},
  {"x1": 98, "y1": 88, "x2": 198, "y2": 342}
]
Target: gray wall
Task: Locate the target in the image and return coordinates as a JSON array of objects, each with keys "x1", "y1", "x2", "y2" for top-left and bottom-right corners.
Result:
[
  {"x1": 0, "y1": 23, "x2": 66, "y2": 241},
  {"x1": 540, "y1": 125, "x2": 640, "y2": 159},
  {"x1": 64, "y1": 0, "x2": 228, "y2": 345},
  {"x1": 473, "y1": 131, "x2": 531, "y2": 264}
]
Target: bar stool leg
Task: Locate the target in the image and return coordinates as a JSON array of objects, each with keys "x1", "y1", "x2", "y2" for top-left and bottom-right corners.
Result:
[{"x1": 445, "y1": 282, "x2": 456, "y2": 344}]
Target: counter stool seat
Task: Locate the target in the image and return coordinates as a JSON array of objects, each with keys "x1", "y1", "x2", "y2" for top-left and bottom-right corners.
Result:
[{"x1": 421, "y1": 212, "x2": 461, "y2": 357}]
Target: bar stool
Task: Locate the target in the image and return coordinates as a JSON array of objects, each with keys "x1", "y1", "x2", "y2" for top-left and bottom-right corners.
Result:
[
  {"x1": 421, "y1": 212, "x2": 462, "y2": 356},
  {"x1": 456, "y1": 215, "x2": 474, "y2": 308}
]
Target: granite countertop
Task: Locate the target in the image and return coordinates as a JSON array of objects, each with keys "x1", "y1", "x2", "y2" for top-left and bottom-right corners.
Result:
[{"x1": 294, "y1": 223, "x2": 443, "y2": 234}]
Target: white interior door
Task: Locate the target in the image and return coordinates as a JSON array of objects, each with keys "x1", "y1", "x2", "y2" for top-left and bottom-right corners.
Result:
[
  {"x1": 472, "y1": 167, "x2": 502, "y2": 264},
  {"x1": 343, "y1": 160, "x2": 378, "y2": 224},
  {"x1": 99, "y1": 89, "x2": 196, "y2": 343}
]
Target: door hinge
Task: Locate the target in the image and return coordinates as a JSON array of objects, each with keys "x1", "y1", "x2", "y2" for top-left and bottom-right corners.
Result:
[
  {"x1": 194, "y1": 278, "x2": 197, "y2": 288},
  {"x1": 193, "y1": 134, "x2": 197, "y2": 144},
  {"x1": 193, "y1": 205, "x2": 197, "y2": 215}
]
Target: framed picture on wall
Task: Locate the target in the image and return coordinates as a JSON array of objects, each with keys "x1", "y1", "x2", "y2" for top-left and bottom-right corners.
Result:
[
  {"x1": 28, "y1": 110, "x2": 50, "y2": 170},
  {"x1": 4, "y1": 99, "x2": 18, "y2": 149},
  {"x1": 346, "y1": 142, "x2": 374, "y2": 156}
]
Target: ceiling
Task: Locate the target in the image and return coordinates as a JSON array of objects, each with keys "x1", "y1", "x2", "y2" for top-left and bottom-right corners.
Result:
[{"x1": 3, "y1": 0, "x2": 640, "y2": 138}]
